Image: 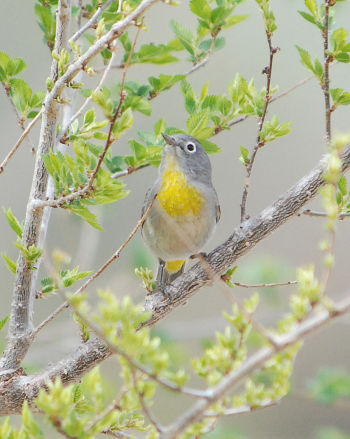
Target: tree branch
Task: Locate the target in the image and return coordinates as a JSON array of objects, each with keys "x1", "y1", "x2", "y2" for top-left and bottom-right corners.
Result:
[
  {"x1": 2, "y1": 144, "x2": 350, "y2": 415},
  {"x1": 0, "y1": 109, "x2": 42, "y2": 174},
  {"x1": 240, "y1": 30, "x2": 278, "y2": 222},
  {"x1": 0, "y1": 0, "x2": 161, "y2": 373},
  {"x1": 144, "y1": 144, "x2": 350, "y2": 325},
  {"x1": 159, "y1": 295, "x2": 350, "y2": 439},
  {"x1": 0, "y1": 0, "x2": 72, "y2": 372}
]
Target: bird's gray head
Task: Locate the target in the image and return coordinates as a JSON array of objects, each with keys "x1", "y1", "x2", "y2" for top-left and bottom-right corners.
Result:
[{"x1": 160, "y1": 133, "x2": 212, "y2": 184}]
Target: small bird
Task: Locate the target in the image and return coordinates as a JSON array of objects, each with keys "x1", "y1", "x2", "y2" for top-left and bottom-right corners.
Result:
[{"x1": 141, "y1": 133, "x2": 220, "y2": 293}]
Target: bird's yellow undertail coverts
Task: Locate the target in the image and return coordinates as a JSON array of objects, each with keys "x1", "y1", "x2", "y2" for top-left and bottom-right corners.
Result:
[{"x1": 141, "y1": 133, "x2": 220, "y2": 293}]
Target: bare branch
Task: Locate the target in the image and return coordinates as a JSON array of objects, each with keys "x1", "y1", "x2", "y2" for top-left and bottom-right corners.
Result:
[
  {"x1": 130, "y1": 368, "x2": 165, "y2": 433},
  {"x1": 0, "y1": 110, "x2": 42, "y2": 174},
  {"x1": 323, "y1": 0, "x2": 332, "y2": 144},
  {"x1": 204, "y1": 399, "x2": 276, "y2": 417},
  {"x1": 1, "y1": 84, "x2": 36, "y2": 153},
  {"x1": 240, "y1": 31, "x2": 279, "y2": 222},
  {"x1": 302, "y1": 209, "x2": 350, "y2": 219},
  {"x1": 59, "y1": 44, "x2": 118, "y2": 143},
  {"x1": 232, "y1": 280, "x2": 297, "y2": 288},
  {"x1": 70, "y1": 0, "x2": 115, "y2": 45}
]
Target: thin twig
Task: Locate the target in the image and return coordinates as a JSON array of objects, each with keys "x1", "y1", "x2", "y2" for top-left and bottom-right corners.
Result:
[
  {"x1": 323, "y1": 0, "x2": 332, "y2": 144},
  {"x1": 70, "y1": 0, "x2": 115, "y2": 45},
  {"x1": 0, "y1": 109, "x2": 42, "y2": 174},
  {"x1": 103, "y1": 430, "x2": 138, "y2": 438},
  {"x1": 302, "y1": 209, "x2": 350, "y2": 219},
  {"x1": 233, "y1": 280, "x2": 297, "y2": 288},
  {"x1": 204, "y1": 399, "x2": 276, "y2": 417},
  {"x1": 59, "y1": 44, "x2": 118, "y2": 143},
  {"x1": 85, "y1": 399, "x2": 120, "y2": 433},
  {"x1": 87, "y1": 24, "x2": 142, "y2": 189},
  {"x1": 130, "y1": 368, "x2": 165, "y2": 433},
  {"x1": 159, "y1": 295, "x2": 350, "y2": 439},
  {"x1": 38, "y1": 23, "x2": 141, "y2": 210},
  {"x1": 185, "y1": 36, "x2": 217, "y2": 75},
  {"x1": 1, "y1": 84, "x2": 36, "y2": 153},
  {"x1": 240, "y1": 29, "x2": 278, "y2": 222},
  {"x1": 32, "y1": 196, "x2": 156, "y2": 338},
  {"x1": 0, "y1": 0, "x2": 71, "y2": 372},
  {"x1": 60, "y1": 287, "x2": 208, "y2": 400}
]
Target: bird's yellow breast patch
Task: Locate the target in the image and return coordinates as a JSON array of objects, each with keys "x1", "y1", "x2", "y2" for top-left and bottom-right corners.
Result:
[{"x1": 158, "y1": 156, "x2": 205, "y2": 217}]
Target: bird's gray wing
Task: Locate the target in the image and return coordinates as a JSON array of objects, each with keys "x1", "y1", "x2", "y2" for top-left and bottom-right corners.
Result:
[{"x1": 141, "y1": 182, "x2": 159, "y2": 220}]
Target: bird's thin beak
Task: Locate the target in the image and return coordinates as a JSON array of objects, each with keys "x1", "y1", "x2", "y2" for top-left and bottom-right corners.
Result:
[{"x1": 161, "y1": 132, "x2": 177, "y2": 147}]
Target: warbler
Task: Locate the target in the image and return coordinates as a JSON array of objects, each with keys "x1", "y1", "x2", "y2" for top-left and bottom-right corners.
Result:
[{"x1": 141, "y1": 133, "x2": 220, "y2": 293}]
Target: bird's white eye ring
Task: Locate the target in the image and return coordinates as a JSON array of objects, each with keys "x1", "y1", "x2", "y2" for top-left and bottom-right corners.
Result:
[{"x1": 185, "y1": 142, "x2": 196, "y2": 153}]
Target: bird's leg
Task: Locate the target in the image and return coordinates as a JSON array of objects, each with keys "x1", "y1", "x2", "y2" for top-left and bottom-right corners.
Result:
[{"x1": 156, "y1": 259, "x2": 170, "y2": 298}]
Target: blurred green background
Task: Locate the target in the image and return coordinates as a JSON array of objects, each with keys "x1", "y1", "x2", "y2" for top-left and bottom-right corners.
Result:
[{"x1": 0, "y1": 0, "x2": 350, "y2": 437}]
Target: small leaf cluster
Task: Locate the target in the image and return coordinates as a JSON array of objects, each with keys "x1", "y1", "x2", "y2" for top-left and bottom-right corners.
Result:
[
  {"x1": 43, "y1": 139, "x2": 129, "y2": 230},
  {"x1": 320, "y1": 135, "x2": 349, "y2": 234},
  {"x1": 70, "y1": 291, "x2": 189, "y2": 387},
  {"x1": 278, "y1": 266, "x2": 322, "y2": 333},
  {"x1": 35, "y1": 367, "x2": 149, "y2": 438},
  {"x1": 135, "y1": 266, "x2": 157, "y2": 293},
  {"x1": 231, "y1": 343, "x2": 300, "y2": 413},
  {"x1": 0, "y1": 51, "x2": 45, "y2": 120},
  {"x1": 298, "y1": 1, "x2": 350, "y2": 103},
  {"x1": 172, "y1": 0, "x2": 247, "y2": 66},
  {"x1": 2, "y1": 208, "x2": 42, "y2": 272},
  {"x1": 255, "y1": 0, "x2": 277, "y2": 35},
  {"x1": 0, "y1": 402, "x2": 44, "y2": 439},
  {"x1": 35, "y1": 0, "x2": 58, "y2": 50},
  {"x1": 107, "y1": 119, "x2": 176, "y2": 172},
  {"x1": 193, "y1": 294, "x2": 259, "y2": 386},
  {"x1": 40, "y1": 267, "x2": 91, "y2": 295}
]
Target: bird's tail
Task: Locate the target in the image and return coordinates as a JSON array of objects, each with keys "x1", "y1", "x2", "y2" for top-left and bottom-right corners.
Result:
[{"x1": 156, "y1": 259, "x2": 185, "y2": 291}]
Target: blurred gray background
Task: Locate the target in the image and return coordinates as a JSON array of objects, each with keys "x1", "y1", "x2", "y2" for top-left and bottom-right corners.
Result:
[{"x1": 0, "y1": 0, "x2": 350, "y2": 438}]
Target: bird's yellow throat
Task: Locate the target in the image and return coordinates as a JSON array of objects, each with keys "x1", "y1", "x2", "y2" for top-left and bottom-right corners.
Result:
[{"x1": 158, "y1": 154, "x2": 205, "y2": 217}]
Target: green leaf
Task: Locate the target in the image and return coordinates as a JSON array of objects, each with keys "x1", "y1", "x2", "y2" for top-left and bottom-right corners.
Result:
[
  {"x1": 239, "y1": 145, "x2": 250, "y2": 165},
  {"x1": 69, "y1": 205, "x2": 104, "y2": 231},
  {"x1": 22, "y1": 400, "x2": 44, "y2": 439},
  {"x1": 2, "y1": 254, "x2": 17, "y2": 274},
  {"x1": 148, "y1": 74, "x2": 185, "y2": 95},
  {"x1": 10, "y1": 78, "x2": 32, "y2": 114},
  {"x1": 3, "y1": 207, "x2": 23, "y2": 238},
  {"x1": 170, "y1": 20, "x2": 195, "y2": 55},
  {"x1": 0, "y1": 51, "x2": 10, "y2": 71},
  {"x1": 305, "y1": 0, "x2": 319, "y2": 17},
  {"x1": 187, "y1": 109, "x2": 210, "y2": 137},
  {"x1": 200, "y1": 139, "x2": 221, "y2": 154},
  {"x1": 296, "y1": 46, "x2": 314, "y2": 72},
  {"x1": 331, "y1": 28, "x2": 349, "y2": 52},
  {"x1": 338, "y1": 175, "x2": 348, "y2": 196},
  {"x1": 154, "y1": 118, "x2": 166, "y2": 138},
  {"x1": 112, "y1": 108, "x2": 134, "y2": 140},
  {"x1": 7, "y1": 58, "x2": 27, "y2": 77},
  {"x1": 135, "y1": 44, "x2": 179, "y2": 64},
  {"x1": 0, "y1": 315, "x2": 9, "y2": 332},
  {"x1": 190, "y1": 0, "x2": 211, "y2": 20},
  {"x1": 298, "y1": 11, "x2": 317, "y2": 26},
  {"x1": 60, "y1": 267, "x2": 92, "y2": 288},
  {"x1": 84, "y1": 109, "x2": 96, "y2": 126}
]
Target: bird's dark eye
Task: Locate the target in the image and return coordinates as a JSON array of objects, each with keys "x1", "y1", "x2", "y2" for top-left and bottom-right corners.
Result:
[{"x1": 185, "y1": 142, "x2": 196, "y2": 153}]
